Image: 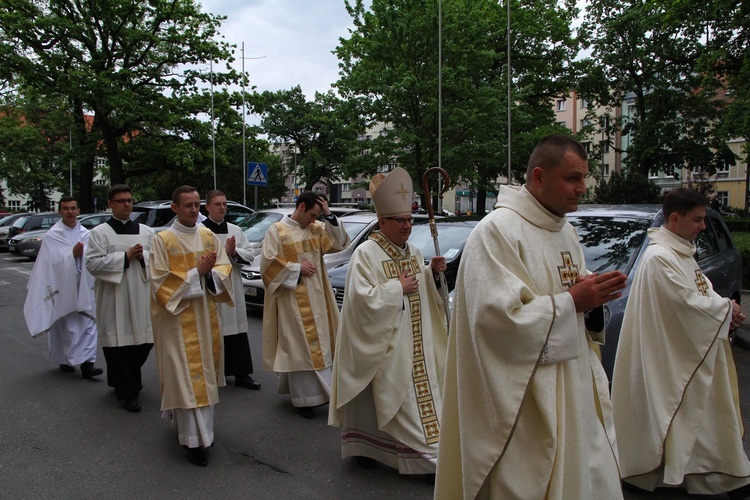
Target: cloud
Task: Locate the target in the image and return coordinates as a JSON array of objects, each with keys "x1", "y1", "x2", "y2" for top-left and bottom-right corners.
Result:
[{"x1": 200, "y1": 0, "x2": 354, "y2": 98}]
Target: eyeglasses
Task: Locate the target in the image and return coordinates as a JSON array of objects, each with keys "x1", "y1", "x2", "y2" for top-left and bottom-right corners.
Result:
[
  {"x1": 386, "y1": 217, "x2": 414, "y2": 226},
  {"x1": 111, "y1": 198, "x2": 134, "y2": 204}
]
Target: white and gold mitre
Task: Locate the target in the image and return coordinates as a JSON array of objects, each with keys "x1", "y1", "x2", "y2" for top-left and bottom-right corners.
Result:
[{"x1": 369, "y1": 167, "x2": 413, "y2": 217}]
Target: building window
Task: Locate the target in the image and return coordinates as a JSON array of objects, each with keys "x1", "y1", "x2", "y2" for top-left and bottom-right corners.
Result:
[
  {"x1": 580, "y1": 119, "x2": 591, "y2": 129},
  {"x1": 557, "y1": 99, "x2": 566, "y2": 112},
  {"x1": 341, "y1": 183, "x2": 351, "y2": 191},
  {"x1": 602, "y1": 164, "x2": 610, "y2": 177},
  {"x1": 8, "y1": 200, "x2": 20, "y2": 210},
  {"x1": 717, "y1": 162, "x2": 730, "y2": 174},
  {"x1": 649, "y1": 169, "x2": 659, "y2": 179},
  {"x1": 600, "y1": 141, "x2": 610, "y2": 153},
  {"x1": 557, "y1": 121, "x2": 568, "y2": 128},
  {"x1": 717, "y1": 191, "x2": 729, "y2": 207},
  {"x1": 580, "y1": 99, "x2": 589, "y2": 109},
  {"x1": 581, "y1": 142, "x2": 591, "y2": 153}
]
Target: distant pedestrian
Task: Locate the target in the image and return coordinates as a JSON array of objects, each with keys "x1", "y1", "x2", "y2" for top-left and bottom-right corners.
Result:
[
  {"x1": 86, "y1": 184, "x2": 155, "y2": 412},
  {"x1": 150, "y1": 186, "x2": 233, "y2": 467},
  {"x1": 201, "y1": 190, "x2": 261, "y2": 391},
  {"x1": 612, "y1": 187, "x2": 750, "y2": 497},
  {"x1": 24, "y1": 196, "x2": 102, "y2": 379}
]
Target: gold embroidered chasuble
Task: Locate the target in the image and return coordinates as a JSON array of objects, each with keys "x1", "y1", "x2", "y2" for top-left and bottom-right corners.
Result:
[
  {"x1": 261, "y1": 216, "x2": 349, "y2": 372},
  {"x1": 329, "y1": 231, "x2": 447, "y2": 454},
  {"x1": 612, "y1": 226, "x2": 750, "y2": 494},
  {"x1": 435, "y1": 186, "x2": 621, "y2": 500},
  {"x1": 149, "y1": 223, "x2": 232, "y2": 411}
]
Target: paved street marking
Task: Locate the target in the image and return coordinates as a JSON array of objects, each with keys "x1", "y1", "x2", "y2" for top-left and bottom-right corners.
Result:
[
  {"x1": 5, "y1": 266, "x2": 32, "y2": 276},
  {"x1": 0, "y1": 280, "x2": 9, "y2": 285}
]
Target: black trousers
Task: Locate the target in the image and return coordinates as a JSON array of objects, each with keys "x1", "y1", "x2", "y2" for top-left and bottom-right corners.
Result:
[
  {"x1": 223, "y1": 332, "x2": 254, "y2": 378},
  {"x1": 102, "y1": 343, "x2": 153, "y2": 401}
]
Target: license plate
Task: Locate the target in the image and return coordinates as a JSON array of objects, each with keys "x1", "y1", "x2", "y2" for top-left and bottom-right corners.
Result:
[
  {"x1": 8, "y1": 245, "x2": 15, "y2": 252},
  {"x1": 244, "y1": 286, "x2": 257, "y2": 297}
]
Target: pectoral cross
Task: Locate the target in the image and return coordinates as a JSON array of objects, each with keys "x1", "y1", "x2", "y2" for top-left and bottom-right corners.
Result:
[
  {"x1": 557, "y1": 251, "x2": 579, "y2": 288},
  {"x1": 44, "y1": 285, "x2": 60, "y2": 306},
  {"x1": 694, "y1": 270, "x2": 710, "y2": 297}
]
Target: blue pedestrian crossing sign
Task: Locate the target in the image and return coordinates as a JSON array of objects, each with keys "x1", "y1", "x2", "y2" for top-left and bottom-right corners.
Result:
[{"x1": 247, "y1": 162, "x2": 268, "y2": 186}]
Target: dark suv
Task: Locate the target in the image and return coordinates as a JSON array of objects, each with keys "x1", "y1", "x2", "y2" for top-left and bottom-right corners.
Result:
[
  {"x1": 568, "y1": 205, "x2": 742, "y2": 380},
  {"x1": 7, "y1": 212, "x2": 62, "y2": 239},
  {"x1": 132, "y1": 200, "x2": 253, "y2": 231}
]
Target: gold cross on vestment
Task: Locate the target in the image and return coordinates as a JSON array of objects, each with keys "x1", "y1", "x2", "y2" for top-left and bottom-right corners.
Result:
[
  {"x1": 557, "y1": 252, "x2": 579, "y2": 288},
  {"x1": 695, "y1": 269, "x2": 710, "y2": 297},
  {"x1": 44, "y1": 285, "x2": 60, "y2": 306}
]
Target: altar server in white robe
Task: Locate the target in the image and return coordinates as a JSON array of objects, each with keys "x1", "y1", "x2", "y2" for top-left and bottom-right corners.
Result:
[
  {"x1": 86, "y1": 184, "x2": 155, "y2": 412},
  {"x1": 329, "y1": 167, "x2": 447, "y2": 477},
  {"x1": 24, "y1": 196, "x2": 102, "y2": 379},
  {"x1": 435, "y1": 134, "x2": 628, "y2": 499},
  {"x1": 150, "y1": 186, "x2": 233, "y2": 467},
  {"x1": 201, "y1": 189, "x2": 260, "y2": 390},
  {"x1": 261, "y1": 191, "x2": 350, "y2": 419},
  {"x1": 612, "y1": 187, "x2": 750, "y2": 498}
]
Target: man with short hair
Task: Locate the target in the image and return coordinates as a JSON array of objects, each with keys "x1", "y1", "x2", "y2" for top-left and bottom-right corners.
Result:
[
  {"x1": 85, "y1": 184, "x2": 155, "y2": 412},
  {"x1": 329, "y1": 167, "x2": 448, "y2": 478},
  {"x1": 612, "y1": 187, "x2": 750, "y2": 497},
  {"x1": 261, "y1": 190, "x2": 350, "y2": 419},
  {"x1": 24, "y1": 196, "x2": 102, "y2": 379},
  {"x1": 150, "y1": 185, "x2": 233, "y2": 467},
  {"x1": 201, "y1": 189, "x2": 260, "y2": 390},
  {"x1": 435, "y1": 134, "x2": 627, "y2": 499}
]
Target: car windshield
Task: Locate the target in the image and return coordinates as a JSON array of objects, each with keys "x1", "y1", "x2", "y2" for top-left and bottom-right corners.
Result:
[
  {"x1": 11, "y1": 216, "x2": 30, "y2": 229},
  {"x1": 341, "y1": 220, "x2": 371, "y2": 241},
  {"x1": 568, "y1": 216, "x2": 652, "y2": 274},
  {"x1": 237, "y1": 212, "x2": 285, "y2": 242},
  {"x1": 409, "y1": 223, "x2": 474, "y2": 261}
]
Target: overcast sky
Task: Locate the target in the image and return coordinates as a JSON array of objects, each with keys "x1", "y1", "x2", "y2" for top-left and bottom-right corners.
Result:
[{"x1": 200, "y1": 0, "x2": 356, "y2": 98}]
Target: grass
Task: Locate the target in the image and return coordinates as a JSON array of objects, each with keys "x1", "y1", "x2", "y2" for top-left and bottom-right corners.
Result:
[{"x1": 734, "y1": 232, "x2": 750, "y2": 251}]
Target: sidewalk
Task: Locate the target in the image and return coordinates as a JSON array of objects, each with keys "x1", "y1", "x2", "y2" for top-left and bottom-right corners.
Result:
[{"x1": 733, "y1": 292, "x2": 750, "y2": 349}]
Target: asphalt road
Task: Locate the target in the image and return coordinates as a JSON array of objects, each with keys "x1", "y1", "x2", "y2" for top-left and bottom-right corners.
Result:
[{"x1": 0, "y1": 253, "x2": 748, "y2": 499}]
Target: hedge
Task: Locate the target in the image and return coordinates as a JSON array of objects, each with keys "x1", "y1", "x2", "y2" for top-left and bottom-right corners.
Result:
[{"x1": 725, "y1": 218, "x2": 750, "y2": 233}]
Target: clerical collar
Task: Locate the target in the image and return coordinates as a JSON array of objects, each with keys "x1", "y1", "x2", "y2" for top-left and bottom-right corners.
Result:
[
  {"x1": 113, "y1": 216, "x2": 130, "y2": 224},
  {"x1": 203, "y1": 217, "x2": 228, "y2": 234},
  {"x1": 172, "y1": 220, "x2": 198, "y2": 234},
  {"x1": 106, "y1": 217, "x2": 140, "y2": 235}
]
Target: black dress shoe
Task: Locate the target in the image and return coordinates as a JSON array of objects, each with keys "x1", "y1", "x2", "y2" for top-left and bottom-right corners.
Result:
[
  {"x1": 59, "y1": 364, "x2": 75, "y2": 373},
  {"x1": 235, "y1": 375, "x2": 261, "y2": 390},
  {"x1": 122, "y1": 397, "x2": 141, "y2": 413},
  {"x1": 296, "y1": 406, "x2": 315, "y2": 419},
  {"x1": 80, "y1": 362, "x2": 103, "y2": 379},
  {"x1": 354, "y1": 456, "x2": 377, "y2": 470},
  {"x1": 186, "y1": 446, "x2": 208, "y2": 467}
]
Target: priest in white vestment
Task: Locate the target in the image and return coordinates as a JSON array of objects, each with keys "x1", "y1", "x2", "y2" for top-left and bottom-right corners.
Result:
[
  {"x1": 329, "y1": 167, "x2": 448, "y2": 477},
  {"x1": 86, "y1": 185, "x2": 155, "y2": 412},
  {"x1": 24, "y1": 196, "x2": 102, "y2": 379},
  {"x1": 261, "y1": 191, "x2": 350, "y2": 419},
  {"x1": 149, "y1": 186, "x2": 233, "y2": 467},
  {"x1": 201, "y1": 190, "x2": 260, "y2": 390},
  {"x1": 435, "y1": 135, "x2": 628, "y2": 499},
  {"x1": 612, "y1": 187, "x2": 750, "y2": 498}
]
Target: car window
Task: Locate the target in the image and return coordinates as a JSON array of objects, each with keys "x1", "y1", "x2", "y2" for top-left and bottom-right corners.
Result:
[
  {"x1": 237, "y1": 212, "x2": 285, "y2": 242},
  {"x1": 11, "y1": 216, "x2": 29, "y2": 229},
  {"x1": 695, "y1": 225, "x2": 718, "y2": 260},
  {"x1": 341, "y1": 221, "x2": 371, "y2": 241},
  {"x1": 708, "y1": 214, "x2": 732, "y2": 252},
  {"x1": 409, "y1": 224, "x2": 474, "y2": 261},
  {"x1": 569, "y1": 216, "x2": 652, "y2": 274}
]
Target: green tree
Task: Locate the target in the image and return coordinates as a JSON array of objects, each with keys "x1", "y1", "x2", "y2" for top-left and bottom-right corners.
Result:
[
  {"x1": 335, "y1": 0, "x2": 583, "y2": 209},
  {"x1": 0, "y1": 0, "x2": 240, "y2": 212},
  {"x1": 593, "y1": 170, "x2": 661, "y2": 204},
  {"x1": 580, "y1": 0, "x2": 735, "y2": 178}
]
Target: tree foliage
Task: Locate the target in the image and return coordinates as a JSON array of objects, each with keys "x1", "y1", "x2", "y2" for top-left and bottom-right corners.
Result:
[
  {"x1": 593, "y1": 170, "x2": 662, "y2": 204},
  {"x1": 0, "y1": 0, "x2": 245, "y2": 211}
]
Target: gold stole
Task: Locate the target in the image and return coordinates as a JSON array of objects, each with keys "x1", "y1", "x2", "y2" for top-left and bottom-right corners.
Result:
[
  {"x1": 156, "y1": 228, "x2": 223, "y2": 407},
  {"x1": 276, "y1": 222, "x2": 334, "y2": 370},
  {"x1": 369, "y1": 232, "x2": 440, "y2": 445}
]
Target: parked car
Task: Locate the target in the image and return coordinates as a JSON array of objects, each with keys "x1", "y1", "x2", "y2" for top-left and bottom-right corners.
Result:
[
  {"x1": 131, "y1": 199, "x2": 253, "y2": 231},
  {"x1": 8, "y1": 213, "x2": 112, "y2": 261},
  {"x1": 7, "y1": 212, "x2": 62, "y2": 240},
  {"x1": 0, "y1": 213, "x2": 32, "y2": 251},
  {"x1": 240, "y1": 211, "x2": 380, "y2": 309},
  {"x1": 567, "y1": 205, "x2": 742, "y2": 380},
  {"x1": 327, "y1": 217, "x2": 479, "y2": 310}
]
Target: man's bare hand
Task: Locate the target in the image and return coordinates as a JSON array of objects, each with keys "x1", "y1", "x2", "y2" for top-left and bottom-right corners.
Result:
[
  {"x1": 127, "y1": 243, "x2": 143, "y2": 261},
  {"x1": 317, "y1": 196, "x2": 330, "y2": 216},
  {"x1": 430, "y1": 256, "x2": 447, "y2": 274},
  {"x1": 197, "y1": 251, "x2": 217, "y2": 276},
  {"x1": 300, "y1": 260, "x2": 317, "y2": 277},
  {"x1": 731, "y1": 300, "x2": 746, "y2": 330},
  {"x1": 568, "y1": 271, "x2": 627, "y2": 312},
  {"x1": 225, "y1": 236, "x2": 237, "y2": 257},
  {"x1": 72, "y1": 242, "x2": 84, "y2": 258},
  {"x1": 399, "y1": 267, "x2": 419, "y2": 295}
]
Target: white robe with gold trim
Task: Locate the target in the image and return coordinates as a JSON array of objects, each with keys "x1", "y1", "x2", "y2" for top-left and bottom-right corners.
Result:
[
  {"x1": 612, "y1": 226, "x2": 750, "y2": 494},
  {"x1": 329, "y1": 233, "x2": 447, "y2": 474},
  {"x1": 149, "y1": 221, "x2": 233, "y2": 411},
  {"x1": 435, "y1": 186, "x2": 622, "y2": 499}
]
